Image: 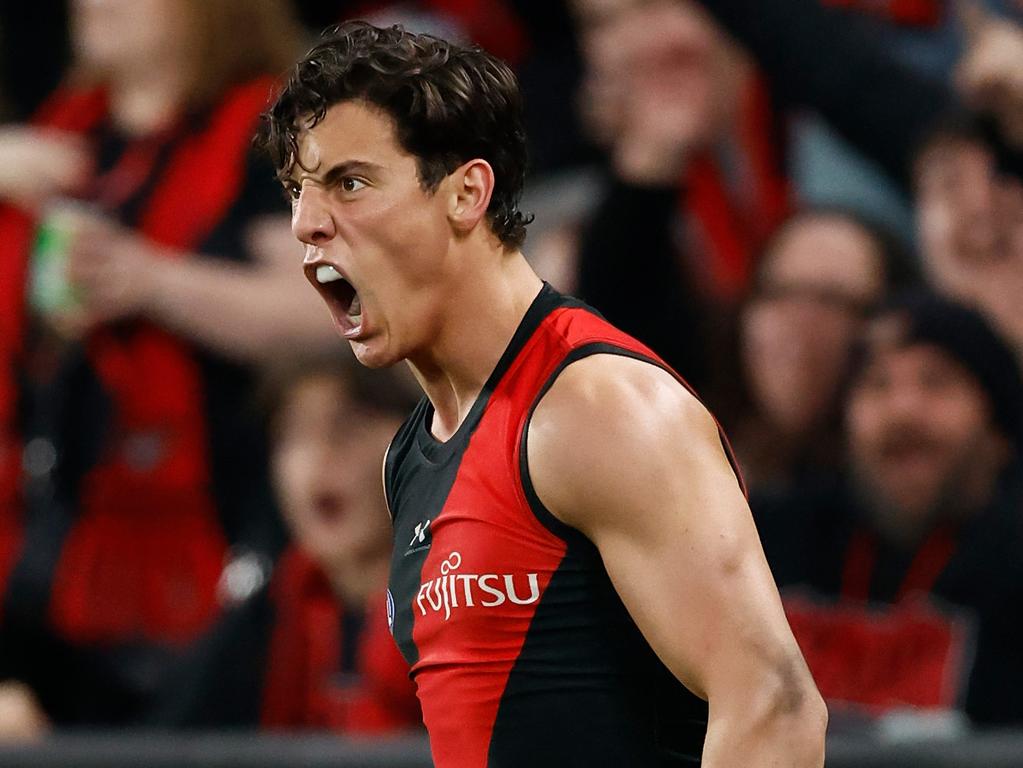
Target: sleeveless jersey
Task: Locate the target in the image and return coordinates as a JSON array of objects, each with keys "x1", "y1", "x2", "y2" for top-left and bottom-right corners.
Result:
[{"x1": 385, "y1": 285, "x2": 744, "y2": 767}]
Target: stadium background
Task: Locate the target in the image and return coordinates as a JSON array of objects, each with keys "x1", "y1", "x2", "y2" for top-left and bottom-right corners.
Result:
[{"x1": 2, "y1": 0, "x2": 1023, "y2": 765}]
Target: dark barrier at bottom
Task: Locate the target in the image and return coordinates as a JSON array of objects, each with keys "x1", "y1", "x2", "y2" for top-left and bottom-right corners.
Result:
[
  {"x1": 1, "y1": 731, "x2": 1022, "y2": 767},
  {"x1": 0, "y1": 733, "x2": 433, "y2": 768}
]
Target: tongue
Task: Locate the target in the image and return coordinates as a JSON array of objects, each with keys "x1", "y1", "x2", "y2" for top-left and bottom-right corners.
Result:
[{"x1": 347, "y1": 292, "x2": 362, "y2": 319}]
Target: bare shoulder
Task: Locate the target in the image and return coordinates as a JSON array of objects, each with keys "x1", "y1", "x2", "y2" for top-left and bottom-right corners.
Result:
[
  {"x1": 528, "y1": 353, "x2": 716, "y2": 447},
  {"x1": 526, "y1": 353, "x2": 733, "y2": 533}
]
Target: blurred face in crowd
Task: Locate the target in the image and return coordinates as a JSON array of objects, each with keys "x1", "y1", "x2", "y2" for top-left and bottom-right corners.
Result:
[
  {"x1": 272, "y1": 373, "x2": 398, "y2": 589},
  {"x1": 846, "y1": 336, "x2": 1010, "y2": 540},
  {"x1": 573, "y1": 0, "x2": 743, "y2": 156},
  {"x1": 916, "y1": 138, "x2": 1005, "y2": 267},
  {"x1": 742, "y1": 214, "x2": 885, "y2": 436},
  {"x1": 293, "y1": 101, "x2": 458, "y2": 369},
  {"x1": 72, "y1": 0, "x2": 196, "y2": 78}
]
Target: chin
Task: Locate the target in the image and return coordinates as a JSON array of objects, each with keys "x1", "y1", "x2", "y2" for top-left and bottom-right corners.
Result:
[{"x1": 350, "y1": 338, "x2": 402, "y2": 370}]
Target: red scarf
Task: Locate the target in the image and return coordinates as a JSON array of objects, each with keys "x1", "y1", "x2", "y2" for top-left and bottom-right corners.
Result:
[
  {"x1": 822, "y1": 0, "x2": 943, "y2": 27},
  {"x1": 683, "y1": 76, "x2": 791, "y2": 305},
  {"x1": 261, "y1": 548, "x2": 421, "y2": 733},
  {"x1": 784, "y1": 525, "x2": 969, "y2": 714}
]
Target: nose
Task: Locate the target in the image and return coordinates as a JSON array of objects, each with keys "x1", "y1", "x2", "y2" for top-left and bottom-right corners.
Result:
[
  {"x1": 308, "y1": 439, "x2": 354, "y2": 493},
  {"x1": 881, "y1": 380, "x2": 930, "y2": 424},
  {"x1": 292, "y1": 185, "x2": 336, "y2": 247}
]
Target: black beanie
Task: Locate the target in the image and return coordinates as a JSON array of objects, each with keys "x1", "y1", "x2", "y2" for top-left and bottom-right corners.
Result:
[{"x1": 851, "y1": 291, "x2": 1023, "y2": 448}]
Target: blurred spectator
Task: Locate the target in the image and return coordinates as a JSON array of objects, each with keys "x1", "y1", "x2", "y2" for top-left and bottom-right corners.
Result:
[
  {"x1": 752, "y1": 0, "x2": 1023, "y2": 243},
  {"x1": 0, "y1": 0, "x2": 337, "y2": 727},
  {"x1": 574, "y1": 0, "x2": 748, "y2": 185},
  {"x1": 914, "y1": 112, "x2": 1023, "y2": 356},
  {"x1": 0, "y1": 2, "x2": 70, "y2": 121},
  {"x1": 688, "y1": 0, "x2": 962, "y2": 244},
  {"x1": 735, "y1": 208, "x2": 917, "y2": 492},
  {"x1": 756, "y1": 292, "x2": 1023, "y2": 725},
  {"x1": 575, "y1": 0, "x2": 787, "y2": 300},
  {"x1": 957, "y1": 1, "x2": 1023, "y2": 149},
  {"x1": 571, "y1": 0, "x2": 788, "y2": 393},
  {"x1": 515, "y1": 168, "x2": 601, "y2": 297},
  {"x1": 152, "y1": 355, "x2": 422, "y2": 733},
  {"x1": 787, "y1": 0, "x2": 971, "y2": 241},
  {"x1": 692, "y1": 0, "x2": 954, "y2": 190},
  {"x1": 308, "y1": 0, "x2": 590, "y2": 174},
  {"x1": 568, "y1": 0, "x2": 959, "y2": 399},
  {"x1": 346, "y1": 0, "x2": 529, "y2": 66},
  {"x1": 0, "y1": 681, "x2": 48, "y2": 742}
]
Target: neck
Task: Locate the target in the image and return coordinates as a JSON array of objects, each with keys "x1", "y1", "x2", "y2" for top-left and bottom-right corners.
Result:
[
  {"x1": 408, "y1": 250, "x2": 544, "y2": 442},
  {"x1": 108, "y1": 66, "x2": 192, "y2": 135}
]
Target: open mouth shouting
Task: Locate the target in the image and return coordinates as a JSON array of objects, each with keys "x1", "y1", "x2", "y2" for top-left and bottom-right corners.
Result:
[{"x1": 306, "y1": 262, "x2": 365, "y2": 339}]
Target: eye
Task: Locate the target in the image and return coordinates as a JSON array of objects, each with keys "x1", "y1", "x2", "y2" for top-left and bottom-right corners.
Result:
[
  {"x1": 282, "y1": 180, "x2": 301, "y2": 201},
  {"x1": 340, "y1": 177, "x2": 367, "y2": 193}
]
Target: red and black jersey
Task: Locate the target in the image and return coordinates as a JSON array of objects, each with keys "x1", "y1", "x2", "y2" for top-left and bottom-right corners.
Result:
[{"x1": 385, "y1": 285, "x2": 745, "y2": 767}]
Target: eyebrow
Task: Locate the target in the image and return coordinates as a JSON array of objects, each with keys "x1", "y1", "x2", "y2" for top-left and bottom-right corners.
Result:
[{"x1": 290, "y1": 160, "x2": 382, "y2": 186}]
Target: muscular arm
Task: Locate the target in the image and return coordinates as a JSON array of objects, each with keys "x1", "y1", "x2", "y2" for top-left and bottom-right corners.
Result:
[{"x1": 527, "y1": 355, "x2": 826, "y2": 766}]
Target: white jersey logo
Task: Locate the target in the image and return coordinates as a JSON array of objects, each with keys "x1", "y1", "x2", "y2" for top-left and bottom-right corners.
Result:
[
  {"x1": 409, "y1": 519, "x2": 431, "y2": 547},
  {"x1": 416, "y1": 551, "x2": 540, "y2": 621}
]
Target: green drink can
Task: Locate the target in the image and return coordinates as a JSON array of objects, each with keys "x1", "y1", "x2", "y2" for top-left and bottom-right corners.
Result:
[{"x1": 29, "y1": 202, "x2": 89, "y2": 317}]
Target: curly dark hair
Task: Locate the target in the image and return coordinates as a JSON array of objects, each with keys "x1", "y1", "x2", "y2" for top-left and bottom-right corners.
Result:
[{"x1": 260, "y1": 21, "x2": 533, "y2": 248}]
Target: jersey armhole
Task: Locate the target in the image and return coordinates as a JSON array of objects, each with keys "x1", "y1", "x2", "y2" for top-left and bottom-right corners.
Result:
[
  {"x1": 382, "y1": 439, "x2": 395, "y2": 523},
  {"x1": 518, "y1": 343, "x2": 668, "y2": 543},
  {"x1": 518, "y1": 342, "x2": 748, "y2": 542}
]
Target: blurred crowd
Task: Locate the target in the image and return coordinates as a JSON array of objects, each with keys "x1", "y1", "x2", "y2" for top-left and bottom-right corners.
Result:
[{"x1": 1, "y1": 0, "x2": 1023, "y2": 745}]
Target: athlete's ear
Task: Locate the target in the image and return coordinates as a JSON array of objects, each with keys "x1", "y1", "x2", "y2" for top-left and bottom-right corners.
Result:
[{"x1": 448, "y1": 159, "x2": 495, "y2": 236}]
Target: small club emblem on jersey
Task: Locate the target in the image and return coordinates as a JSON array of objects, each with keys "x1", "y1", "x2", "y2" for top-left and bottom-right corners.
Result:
[{"x1": 386, "y1": 589, "x2": 395, "y2": 635}]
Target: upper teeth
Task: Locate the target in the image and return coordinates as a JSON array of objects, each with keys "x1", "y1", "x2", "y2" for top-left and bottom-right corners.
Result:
[{"x1": 316, "y1": 265, "x2": 344, "y2": 284}]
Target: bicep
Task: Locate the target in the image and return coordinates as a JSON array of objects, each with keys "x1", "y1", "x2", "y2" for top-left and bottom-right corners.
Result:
[
  {"x1": 527, "y1": 356, "x2": 801, "y2": 701},
  {"x1": 593, "y1": 446, "x2": 797, "y2": 702}
]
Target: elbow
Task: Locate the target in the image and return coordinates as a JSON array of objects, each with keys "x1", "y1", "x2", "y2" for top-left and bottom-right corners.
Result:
[
  {"x1": 792, "y1": 687, "x2": 828, "y2": 766},
  {"x1": 762, "y1": 669, "x2": 828, "y2": 766},
  {"x1": 705, "y1": 660, "x2": 828, "y2": 766}
]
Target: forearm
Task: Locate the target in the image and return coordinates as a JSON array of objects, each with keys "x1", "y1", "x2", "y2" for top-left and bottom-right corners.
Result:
[
  {"x1": 702, "y1": 680, "x2": 827, "y2": 767},
  {"x1": 143, "y1": 254, "x2": 338, "y2": 362},
  {"x1": 576, "y1": 179, "x2": 710, "y2": 386}
]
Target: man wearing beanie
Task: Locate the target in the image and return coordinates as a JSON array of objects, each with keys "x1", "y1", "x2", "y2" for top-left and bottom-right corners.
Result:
[{"x1": 754, "y1": 291, "x2": 1023, "y2": 726}]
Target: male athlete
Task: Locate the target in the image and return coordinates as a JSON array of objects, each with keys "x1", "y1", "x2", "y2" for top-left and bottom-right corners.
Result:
[{"x1": 263, "y1": 21, "x2": 826, "y2": 767}]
